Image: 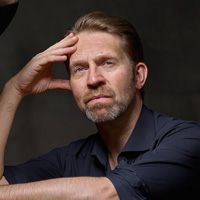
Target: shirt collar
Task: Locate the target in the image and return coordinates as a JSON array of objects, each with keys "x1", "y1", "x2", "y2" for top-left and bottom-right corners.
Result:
[
  {"x1": 91, "y1": 134, "x2": 108, "y2": 167},
  {"x1": 121, "y1": 104, "x2": 156, "y2": 152},
  {"x1": 91, "y1": 104, "x2": 156, "y2": 166}
]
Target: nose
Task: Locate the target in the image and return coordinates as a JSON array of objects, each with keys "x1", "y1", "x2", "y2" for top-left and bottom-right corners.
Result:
[{"x1": 87, "y1": 66, "x2": 105, "y2": 88}]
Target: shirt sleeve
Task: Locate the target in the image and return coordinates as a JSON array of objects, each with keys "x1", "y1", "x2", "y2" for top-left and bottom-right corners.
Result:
[
  {"x1": 107, "y1": 160, "x2": 149, "y2": 200},
  {"x1": 4, "y1": 147, "x2": 66, "y2": 184},
  {"x1": 107, "y1": 124, "x2": 200, "y2": 199}
]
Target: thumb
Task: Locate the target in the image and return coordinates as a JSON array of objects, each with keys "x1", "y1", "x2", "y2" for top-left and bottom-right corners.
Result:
[{"x1": 48, "y1": 79, "x2": 71, "y2": 91}]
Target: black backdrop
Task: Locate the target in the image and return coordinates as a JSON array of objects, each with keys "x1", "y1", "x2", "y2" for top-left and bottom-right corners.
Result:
[{"x1": 1, "y1": 0, "x2": 200, "y2": 165}]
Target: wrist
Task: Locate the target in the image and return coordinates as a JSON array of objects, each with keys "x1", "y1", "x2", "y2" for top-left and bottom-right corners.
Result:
[{"x1": 0, "y1": 79, "x2": 23, "y2": 111}]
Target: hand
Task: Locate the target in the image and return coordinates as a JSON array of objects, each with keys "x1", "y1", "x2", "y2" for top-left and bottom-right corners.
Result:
[{"x1": 10, "y1": 33, "x2": 78, "y2": 98}]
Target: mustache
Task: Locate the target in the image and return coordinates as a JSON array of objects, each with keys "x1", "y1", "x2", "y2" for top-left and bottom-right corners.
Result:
[{"x1": 83, "y1": 87, "x2": 116, "y2": 104}]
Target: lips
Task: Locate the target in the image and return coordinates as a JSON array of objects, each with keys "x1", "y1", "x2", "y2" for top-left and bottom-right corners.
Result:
[
  {"x1": 83, "y1": 87, "x2": 115, "y2": 105},
  {"x1": 86, "y1": 94, "x2": 111, "y2": 104}
]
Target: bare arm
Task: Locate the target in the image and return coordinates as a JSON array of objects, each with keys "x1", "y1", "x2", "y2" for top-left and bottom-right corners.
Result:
[
  {"x1": 0, "y1": 177, "x2": 119, "y2": 200},
  {"x1": 0, "y1": 33, "x2": 119, "y2": 199},
  {"x1": 0, "y1": 33, "x2": 78, "y2": 181},
  {"x1": 0, "y1": 80, "x2": 22, "y2": 180}
]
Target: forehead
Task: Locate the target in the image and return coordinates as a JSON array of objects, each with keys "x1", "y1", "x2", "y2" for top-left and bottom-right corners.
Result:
[{"x1": 69, "y1": 31, "x2": 124, "y2": 64}]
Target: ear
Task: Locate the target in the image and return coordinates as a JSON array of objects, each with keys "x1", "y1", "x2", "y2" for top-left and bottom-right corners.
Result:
[{"x1": 134, "y1": 62, "x2": 148, "y2": 90}]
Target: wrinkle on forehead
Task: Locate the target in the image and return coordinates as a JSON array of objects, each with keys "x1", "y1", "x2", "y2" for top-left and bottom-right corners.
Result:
[
  {"x1": 71, "y1": 51, "x2": 120, "y2": 65},
  {"x1": 69, "y1": 32, "x2": 125, "y2": 68}
]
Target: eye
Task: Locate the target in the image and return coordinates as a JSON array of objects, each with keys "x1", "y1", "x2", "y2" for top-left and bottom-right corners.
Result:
[
  {"x1": 75, "y1": 67, "x2": 85, "y2": 73},
  {"x1": 104, "y1": 61, "x2": 113, "y2": 66},
  {"x1": 76, "y1": 67, "x2": 84, "y2": 72}
]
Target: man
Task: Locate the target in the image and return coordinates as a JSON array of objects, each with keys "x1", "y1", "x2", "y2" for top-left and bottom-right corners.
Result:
[{"x1": 0, "y1": 12, "x2": 200, "y2": 199}]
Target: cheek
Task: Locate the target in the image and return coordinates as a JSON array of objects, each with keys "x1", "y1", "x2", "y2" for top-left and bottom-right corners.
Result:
[
  {"x1": 114, "y1": 70, "x2": 133, "y2": 90},
  {"x1": 114, "y1": 72, "x2": 135, "y2": 101},
  {"x1": 70, "y1": 81, "x2": 83, "y2": 103}
]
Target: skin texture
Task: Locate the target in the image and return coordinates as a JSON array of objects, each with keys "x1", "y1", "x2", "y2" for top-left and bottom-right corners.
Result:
[
  {"x1": 69, "y1": 32, "x2": 136, "y2": 123},
  {"x1": 69, "y1": 32, "x2": 148, "y2": 169},
  {"x1": 0, "y1": 31, "x2": 148, "y2": 199}
]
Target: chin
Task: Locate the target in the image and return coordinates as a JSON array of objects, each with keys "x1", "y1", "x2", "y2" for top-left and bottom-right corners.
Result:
[{"x1": 85, "y1": 106, "x2": 122, "y2": 123}]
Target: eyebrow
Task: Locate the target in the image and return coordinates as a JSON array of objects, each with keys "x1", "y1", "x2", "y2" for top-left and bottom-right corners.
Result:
[
  {"x1": 95, "y1": 54, "x2": 119, "y2": 63},
  {"x1": 70, "y1": 53, "x2": 120, "y2": 68},
  {"x1": 69, "y1": 59, "x2": 88, "y2": 70}
]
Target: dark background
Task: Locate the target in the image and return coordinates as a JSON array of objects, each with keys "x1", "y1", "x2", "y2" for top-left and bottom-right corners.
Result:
[{"x1": 1, "y1": 0, "x2": 200, "y2": 165}]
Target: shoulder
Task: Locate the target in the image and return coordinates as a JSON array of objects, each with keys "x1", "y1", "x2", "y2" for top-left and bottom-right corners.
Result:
[
  {"x1": 54, "y1": 134, "x2": 98, "y2": 157},
  {"x1": 152, "y1": 109, "x2": 200, "y2": 141}
]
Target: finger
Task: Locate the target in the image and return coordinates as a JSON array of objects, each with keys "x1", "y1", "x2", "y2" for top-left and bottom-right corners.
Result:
[
  {"x1": 50, "y1": 33, "x2": 74, "y2": 48},
  {"x1": 46, "y1": 46, "x2": 77, "y2": 57},
  {"x1": 37, "y1": 55, "x2": 68, "y2": 67},
  {"x1": 35, "y1": 46, "x2": 77, "y2": 64},
  {"x1": 46, "y1": 35, "x2": 78, "y2": 52},
  {"x1": 48, "y1": 79, "x2": 71, "y2": 91},
  {"x1": 58, "y1": 35, "x2": 78, "y2": 48},
  {"x1": 63, "y1": 32, "x2": 74, "y2": 40}
]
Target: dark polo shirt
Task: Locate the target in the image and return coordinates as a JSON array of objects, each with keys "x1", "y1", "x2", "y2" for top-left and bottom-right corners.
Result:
[{"x1": 4, "y1": 105, "x2": 200, "y2": 199}]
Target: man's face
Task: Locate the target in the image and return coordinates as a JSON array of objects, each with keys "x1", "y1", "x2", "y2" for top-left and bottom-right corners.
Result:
[{"x1": 69, "y1": 31, "x2": 136, "y2": 123}]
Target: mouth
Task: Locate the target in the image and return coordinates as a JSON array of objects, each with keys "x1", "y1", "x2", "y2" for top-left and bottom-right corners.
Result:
[{"x1": 86, "y1": 94, "x2": 111, "y2": 104}]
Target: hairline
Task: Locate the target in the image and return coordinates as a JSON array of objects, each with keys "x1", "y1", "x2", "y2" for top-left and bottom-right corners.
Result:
[{"x1": 68, "y1": 29, "x2": 136, "y2": 69}]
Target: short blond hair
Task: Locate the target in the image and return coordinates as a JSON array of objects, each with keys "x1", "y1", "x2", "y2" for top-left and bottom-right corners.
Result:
[{"x1": 65, "y1": 12, "x2": 145, "y2": 99}]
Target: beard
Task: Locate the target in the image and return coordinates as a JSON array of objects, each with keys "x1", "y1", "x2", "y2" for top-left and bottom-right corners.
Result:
[
  {"x1": 85, "y1": 99, "x2": 130, "y2": 123},
  {"x1": 80, "y1": 81, "x2": 136, "y2": 124}
]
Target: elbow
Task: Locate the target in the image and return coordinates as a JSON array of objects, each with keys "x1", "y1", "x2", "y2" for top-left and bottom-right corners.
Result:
[
  {"x1": 0, "y1": 176, "x2": 9, "y2": 186},
  {"x1": 93, "y1": 177, "x2": 119, "y2": 200}
]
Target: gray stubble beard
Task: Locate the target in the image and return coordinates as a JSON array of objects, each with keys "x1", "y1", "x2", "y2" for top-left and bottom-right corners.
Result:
[
  {"x1": 84, "y1": 86, "x2": 136, "y2": 124},
  {"x1": 85, "y1": 100, "x2": 128, "y2": 123},
  {"x1": 82, "y1": 65, "x2": 136, "y2": 124}
]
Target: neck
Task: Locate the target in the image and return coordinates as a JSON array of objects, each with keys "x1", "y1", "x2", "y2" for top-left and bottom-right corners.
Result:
[{"x1": 96, "y1": 94, "x2": 143, "y2": 167}]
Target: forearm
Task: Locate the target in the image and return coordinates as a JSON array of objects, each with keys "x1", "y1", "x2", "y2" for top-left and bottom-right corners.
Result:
[
  {"x1": 0, "y1": 177, "x2": 119, "y2": 200},
  {"x1": 0, "y1": 34, "x2": 77, "y2": 179},
  {"x1": 0, "y1": 79, "x2": 22, "y2": 178}
]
